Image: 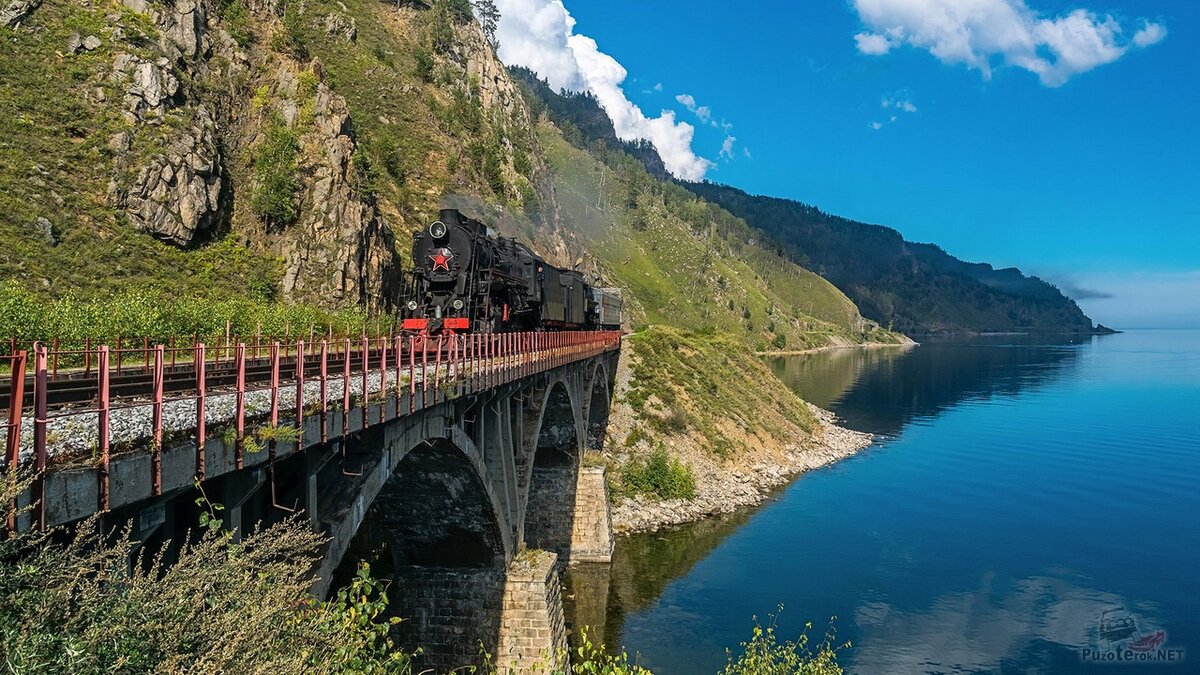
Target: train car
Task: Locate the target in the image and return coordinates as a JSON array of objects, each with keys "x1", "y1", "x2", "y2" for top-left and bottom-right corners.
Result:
[
  {"x1": 401, "y1": 209, "x2": 620, "y2": 334},
  {"x1": 593, "y1": 288, "x2": 623, "y2": 330}
]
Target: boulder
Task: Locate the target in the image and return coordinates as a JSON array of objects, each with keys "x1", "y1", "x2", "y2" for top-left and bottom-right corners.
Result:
[
  {"x1": 323, "y1": 12, "x2": 356, "y2": 42},
  {"x1": 0, "y1": 0, "x2": 41, "y2": 27}
]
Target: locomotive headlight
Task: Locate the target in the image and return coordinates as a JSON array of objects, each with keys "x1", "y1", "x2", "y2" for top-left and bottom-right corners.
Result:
[
  {"x1": 429, "y1": 220, "x2": 448, "y2": 239},
  {"x1": 452, "y1": 299, "x2": 464, "y2": 310},
  {"x1": 406, "y1": 300, "x2": 419, "y2": 311}
]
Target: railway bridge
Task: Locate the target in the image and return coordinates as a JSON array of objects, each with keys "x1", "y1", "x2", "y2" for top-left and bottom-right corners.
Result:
[{"x1": 2, "y1": 331, "x2": 622, "y2": 672}]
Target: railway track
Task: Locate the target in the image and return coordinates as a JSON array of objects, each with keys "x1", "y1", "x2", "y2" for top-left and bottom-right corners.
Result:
[{"x1": 0, "y1": 346, "x2": 423, "y2": 410}]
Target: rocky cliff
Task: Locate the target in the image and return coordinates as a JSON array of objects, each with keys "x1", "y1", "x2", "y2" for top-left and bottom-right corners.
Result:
[{"x1": 0, "y1": 0, "x2": 558, "y2": 309}]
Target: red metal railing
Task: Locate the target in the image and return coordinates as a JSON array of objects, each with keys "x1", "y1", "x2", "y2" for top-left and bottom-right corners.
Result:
[{"x1": 2, "y1": 330, "x2": 621, "y2": 526}]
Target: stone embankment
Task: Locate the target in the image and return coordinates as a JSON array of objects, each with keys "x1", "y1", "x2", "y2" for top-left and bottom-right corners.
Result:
[{"x1": 611, "y1": 404, "x2": 872, "y2": 533}]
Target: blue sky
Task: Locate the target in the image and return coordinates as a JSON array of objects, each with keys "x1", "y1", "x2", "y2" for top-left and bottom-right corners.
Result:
[{"x1": 495, "y1": 0, "x2": 1199, "y2": 328}]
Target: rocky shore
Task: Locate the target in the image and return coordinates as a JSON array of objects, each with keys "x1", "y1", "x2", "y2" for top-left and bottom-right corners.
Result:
[{"x1": 610, "y1": 404, "x2": 872, "y2": 534}]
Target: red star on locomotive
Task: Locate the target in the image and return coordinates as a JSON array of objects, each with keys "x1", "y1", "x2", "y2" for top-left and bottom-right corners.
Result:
[
  {"x1": 429, "y1": 249, "x2": 452, "y2": 271},
  {"x1": 401, "y1": 209, "x2": 622, "y2": 335}
]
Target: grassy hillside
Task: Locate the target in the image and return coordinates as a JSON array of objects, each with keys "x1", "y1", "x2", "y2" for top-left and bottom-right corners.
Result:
[
  {"x1": 684, "y1": 182, "x2": 1100, "y2": 335},
  {"x1": 538, "y1": 123, "x2": 900, "y2": 351}
]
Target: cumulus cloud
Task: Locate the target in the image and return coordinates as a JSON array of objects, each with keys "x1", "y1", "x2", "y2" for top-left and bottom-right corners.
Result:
[
  {"x1": 1133, "y1": 21, "x2": 1167, "y2": 48},
  {"x1": 850, "y1": 0, "x2": 1167, "y2": 86},
  {"x1": 495, "y1": 0, "x2": 713, "y2": 179},
  {"x1": 675, "y1": 93, "x2": 713, "y2": 124}
]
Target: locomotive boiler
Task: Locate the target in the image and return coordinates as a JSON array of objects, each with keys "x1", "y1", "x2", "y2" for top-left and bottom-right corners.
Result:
[{"x1": 401, "y1": 209, "x2": 622, "y2": 335}]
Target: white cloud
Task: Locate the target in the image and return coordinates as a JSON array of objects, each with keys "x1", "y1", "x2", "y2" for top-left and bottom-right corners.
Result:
[
  {"x1": 495, "y1": 0, "x2": 713, "y2": 179},
  {"x1": 653, "y1": 82, "x2": 663, "y2": 92},
  {"x1": 850, "y1": 0, "x2": 1167, "y2": 86},
  {"x1": 871, "y1": 121, "x2": 884, "y2": 130},
  {"x1": 855, "y1": 31, "x2": 892, "y2": 55},
  {"x1": 1133, "y1": 20, "x2": 1167, "y2": 48},
  {"x1": 675, "y1": 93, "x2": 713, "y2": 124},
  {"x1": 882, "y1": 95, "x2": 918, "y2": 113},
  {"x1": 719, "y1": 135, "x2": 736, "y2": 160}
]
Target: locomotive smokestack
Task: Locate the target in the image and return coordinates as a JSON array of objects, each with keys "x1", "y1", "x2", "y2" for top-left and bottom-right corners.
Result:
[{"x1": 439, "y1": 208, "x2": 462, "y2": 227}]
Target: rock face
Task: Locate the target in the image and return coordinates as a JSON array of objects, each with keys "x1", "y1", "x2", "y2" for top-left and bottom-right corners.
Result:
[
  {"x1": 323, "y1": 12, "x2": 356, "y2": 42},
  {"x1": 106, "y1": 46, "x2": 222, "y2": 246},
  {"x1": 110, "y1": 111, "x2": 223, "y2": 246},
  {"x1": 273, "y1": 66, "x2": 399, "y2": 311},
  {"x1": 1, "y1": 0, "x2": 40, "y2": 27}
]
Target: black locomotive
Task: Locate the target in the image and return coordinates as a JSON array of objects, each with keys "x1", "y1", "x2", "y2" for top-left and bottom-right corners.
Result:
[{"x1": 401, "y1": 209, "x2": 622, "y2": 334}]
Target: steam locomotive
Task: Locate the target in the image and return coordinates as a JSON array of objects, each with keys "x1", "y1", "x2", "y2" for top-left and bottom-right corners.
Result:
[{"x1": 400, "y1": 209, "x2": 622, "y2": 335}]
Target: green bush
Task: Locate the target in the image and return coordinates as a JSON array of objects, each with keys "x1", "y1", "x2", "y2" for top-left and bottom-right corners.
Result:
[
  {"x1": 0, "y1": 476, "x2": 412, "y2": 673},
  {"x1": 720, "y1": 609, "x2": 846, "y2": 675},
  {"x1": 251, "y1": 112, "x2": 301, "y2": 227},
  {"x1": 771, "y1": 332, "x2": 787, "y2": 350},
  {"x1": 620, "y1": 443, "x2": 696, "y2": 501}
]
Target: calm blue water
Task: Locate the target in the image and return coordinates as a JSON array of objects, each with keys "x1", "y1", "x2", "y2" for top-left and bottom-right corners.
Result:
[{"x1": 577, "y1": 330, "x2": 1200, "y2": 674}]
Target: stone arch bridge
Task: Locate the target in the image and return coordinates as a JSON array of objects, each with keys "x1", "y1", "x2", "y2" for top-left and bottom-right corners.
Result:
[{"x1": 3, "y1": 332, "x2": 621, "y2": 672}]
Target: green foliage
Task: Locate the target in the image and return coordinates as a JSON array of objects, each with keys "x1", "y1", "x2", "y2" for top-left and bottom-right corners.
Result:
[
  {"x1": 720, "y1": 609, "x2": 846, "y2": 675},
  {"x1": 251, "y1": 112, "x2": 302, "y2": 227},
  {"x1": 274, "y1": 0, "x2": 309, "y2": 59},
  {"x1": 621, "y1": 327, "x2": 820, "y2": 459},
  {"x1": 0, "y1": 476, "x2": 413, "y2": 673},
  {"x1": 771, "y1": 333, "x2": 787, "y2": 350},
  {"x1": 216, "y1": 0, "x2": 253, "y2": 47},
  {"x1": 413, "y1": 48, "x2": 435, "y2": 83},
  {"x1": 619, "y1": 443, "x2": 696, "y2": 501},
  {"x1": 0, "y1": 281, "x2": 389, "y2": 350},
  {"x1": 472, "y1": 0, "x2": 500, "y2": 47}
]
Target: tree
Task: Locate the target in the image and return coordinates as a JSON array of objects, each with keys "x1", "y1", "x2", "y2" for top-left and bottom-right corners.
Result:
[{"x1": 472, "y1": 0, "x2": 500, "y2": 48}]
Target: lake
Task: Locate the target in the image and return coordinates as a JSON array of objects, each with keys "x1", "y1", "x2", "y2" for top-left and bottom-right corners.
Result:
[{"x1": 566, "y1": 330, "x2": 1199, "y2": 674}]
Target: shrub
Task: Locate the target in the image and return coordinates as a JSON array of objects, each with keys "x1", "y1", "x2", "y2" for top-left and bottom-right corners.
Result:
[
  {"x1": 771, "y1": 332, "x2": 787, "y2": 350},
  {"x1": 0, "y1": 476, "x2": 412, "y2": 673},
  {"x1": 621, "y1": 443, "x2": 695, "y2": 501},
  {"x1": 720, "y1": 609, "x2": 846, "y2": 675},
  {"x1": 251, "y1": 112, "x2": 301, "y2": 227},
  {"x1": 413, "y1": 48, "x2": 435, "y2": 82}
]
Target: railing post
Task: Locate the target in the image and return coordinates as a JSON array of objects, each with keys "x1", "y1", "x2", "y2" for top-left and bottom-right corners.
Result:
[
  {"x1": 342, "y1": 338, "x2": 351, "y2": 437},
  {"x1": 32, "y1": 344, "x2": 47, "y2": 529},
  {"x1": 295, "y1": 340, "x2": 305, "y2": 448},
  {"x1": 195, "y1": 343, "x2": 206, "y2": 481},
  {"x1": 270, "y1": 341, "x2": 280, "y2": 461},
  {"x1": 408, "y1": 335, "x2": 416, "y2": 413},
  {"x1": 152, "y1": 344, "x2": 165, "y2": 494},
  {"x1": 361, "y1": 336, "x2": 369, "y2": 428},
  {"x1": 98, "y1": 346, "x2": 110, "y2": 511},
  {"x1": 434, "y1": 335, "x2": 443, "y2": 400},
  {"x1": 421, "y1": 336, "x2": 429, "y2": 408},
  {"x1": 4, "y1": 350, "x2": 26, "y2": 475},
  {"x1": 234, "y1": 343, "x2": 245, "y2": 470},
  {"x1": 320, "y1": 340, "x2": 329, "y2": 443},
  {"x1": 379, "y1": 337, "x2": 388, "y2": 424}
]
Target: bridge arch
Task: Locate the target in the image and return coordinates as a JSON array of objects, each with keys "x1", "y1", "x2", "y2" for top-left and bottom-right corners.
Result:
[
  {"x1": 521, "y1": 379, "x2": 583, "y2": 555},
  {"x1": 584, "y1": 360, "x2": 613, "y2": 451},
  {"x1": 361, "y1": 430, "x2": 511, "y2": 672}
]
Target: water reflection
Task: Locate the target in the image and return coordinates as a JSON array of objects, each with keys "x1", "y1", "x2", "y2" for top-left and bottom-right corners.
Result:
[
  {"x1": 568, "y1": 334, "x2": 1175, "y2": 673},
  {"x1": 564, "y1": 509, "x2": 756, "y2": 649},
  {"x1": 853, "y1": 572, "x2": 1160, "y2": 673},
  {"x1": 767, "y1": 335, "x2": 1091, "y2": 436}
]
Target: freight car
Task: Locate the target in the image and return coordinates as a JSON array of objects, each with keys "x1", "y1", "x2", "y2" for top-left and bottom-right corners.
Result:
[{"x1": 401, "y1": 209, "x2": 622, "y2": 335}]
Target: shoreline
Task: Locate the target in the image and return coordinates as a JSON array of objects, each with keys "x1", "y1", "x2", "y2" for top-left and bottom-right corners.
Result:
[
  {"x1": 610, "y1": 404, "x2": 873, "y2": 534},
  {"x1": 756, "y1": 338, "x2": 917, "y2": 357}
]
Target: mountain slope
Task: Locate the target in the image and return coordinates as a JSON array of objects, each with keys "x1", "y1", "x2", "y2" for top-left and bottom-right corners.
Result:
[{"x1": 683, "y1": 182, "x2": 1101, "y2": 335}]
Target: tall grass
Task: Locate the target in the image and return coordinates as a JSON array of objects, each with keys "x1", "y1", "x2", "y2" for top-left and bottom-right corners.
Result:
[{"x1": 0, "y1": 281, "x2": 395, "y2": 353}]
